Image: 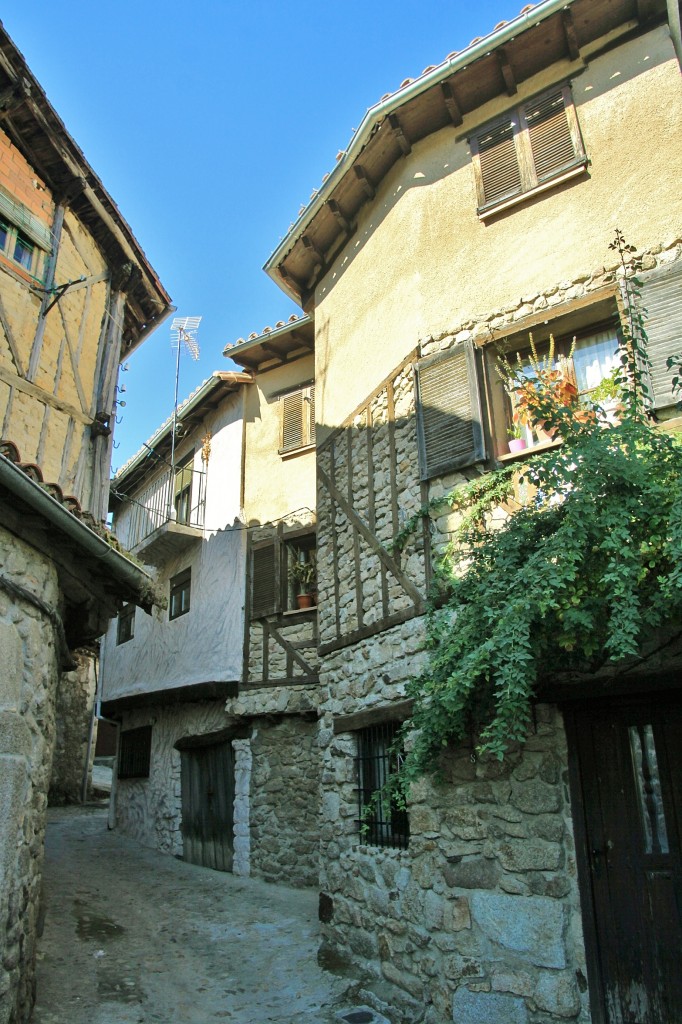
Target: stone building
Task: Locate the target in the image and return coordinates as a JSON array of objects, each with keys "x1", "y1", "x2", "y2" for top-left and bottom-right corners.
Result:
[
  {"x1": 264, "y1": 1, "x2": 682, "y2": 1022},
  {"x1": 99, "y1": 315, "x2": 321, "y2": 886},
  {"x1": 0, "y1": 24, "x2": 171, "y2": 1024}
]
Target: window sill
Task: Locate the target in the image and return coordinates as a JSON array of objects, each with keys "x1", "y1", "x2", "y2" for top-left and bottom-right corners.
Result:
[
  {"x1": 497, "y1": 437, "x2": 562, "y2": 463},
  {"x1": 281, "y1": 606, "x2": 317, "y2": 619},
  {"x1": 278, "y1": 443, "x2": 315, "y2": 460},
  {"x1": 478, "y1": 161, "x2": 588, "y2": 221}
]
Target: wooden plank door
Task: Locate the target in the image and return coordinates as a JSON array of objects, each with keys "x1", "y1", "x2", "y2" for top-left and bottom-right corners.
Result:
[
  {"x1": 181, "y1": 740, "x2": 235, "y2": 872},
  {"x1": 567, "y1": 697, "x2": 682, "y2": 1023}
]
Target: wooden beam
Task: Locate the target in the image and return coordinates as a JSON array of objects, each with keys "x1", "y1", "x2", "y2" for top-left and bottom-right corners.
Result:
[
  {"x1": 388, "y1": 113, "x2": 411, "y2": 156},
  {"x1": 333, "y1": 699, "x2": 414, "y2": 734},
  {"x1": 260, "y1": 340, "x2": 287, "y2": 364},
  {"x1": 353, "y1": 165, "x2": 375, "y2": 200},
  {"x1": 561, "y1": 9, "x2": 581, "y2": 61},
  {"x1": 325, "y1": 198, "x2": 350, "y2": 233},
  {"x1": 496, "y1": 48, "x2": 517, "y2": 96},
  {"x1": 289, "y1": 330, "x2": 314, "y2": 351},
  {"x1": 636, "y1": 0, "x2": 659, "y2": 22},
  {"x1": 301, "y1": 234, "x2": 323, "y2": 267},
  {"x1": 441, "y1": 81, "x2": 463, "y2": 126}
]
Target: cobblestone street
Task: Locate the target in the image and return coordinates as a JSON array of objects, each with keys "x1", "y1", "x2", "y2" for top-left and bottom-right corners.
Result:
[{"x1": 32, "y1": 806, "x2": 359, "y2": 1024}]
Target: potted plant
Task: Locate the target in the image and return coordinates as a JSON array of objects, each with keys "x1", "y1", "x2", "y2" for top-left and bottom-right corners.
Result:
[
  {"x1": 506, "y1": 423, "x2": 527, "y2": 454},
  {"x1": 499, "y1": 333, "x2": 584, "y2": 442},
  {"x1": 289, "y1": 551, "x2": 317, "y2": 609}
]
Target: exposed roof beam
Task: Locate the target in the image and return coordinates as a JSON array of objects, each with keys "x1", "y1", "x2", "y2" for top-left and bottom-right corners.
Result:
[
  {"x1": 301, "y1": 234, "x2": 323, "y2": 267},
  {"x1": 388, "y1": 112, "x2": 411, "y2": 155},
  {"x1": 561, "y1": 9, "x2": 581, "y2": 61},
  {"x1": 441, "y1": 81, "x2": 464, "y2": 126},
  {"x1": 326, "y1": 198, "x2": 350, "y2": 233},
  {"x1": 636, "y1": 0, "x2": 660, "y2": 20},
  {"x1": 260, "y1": 340, "x2": 287, "y2": 363},
  {"x1": 290, "y1": 330, "x2": 314, "y2": 350},
  {"x1": 496, "y1": 48, "x2": 517, "y2": 95},
  {"x1": 353, "y1": 165, "x2": 375, "y2": 200}
]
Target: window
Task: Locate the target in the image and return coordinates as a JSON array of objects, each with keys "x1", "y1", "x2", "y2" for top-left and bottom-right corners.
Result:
[
  {"x1": 250, "y1": 531, "x2": 316, "y2": 618},
  {"x1": 0, "y1": 219, "x2": 41, "y2": 276},
  {"x1": 356, "y1": 722, "x2": 409, "y2": 850},
  {"x1": 169, "y1": 567, "x2": 191, "y2": 620},
  {"x1": 470, "y1": 84, "x2": 586, "y2": 215},
  {"x1": 279, "y1": 383, "x2": 315, "y2": 454},
  {"x1": 13, "y1": 232, "x2": 35, "y2": 272},
  {"x1": 118, "y1": 725, "x2": 152, "y2": 780},
  {"x1": 415, "y1": 339, "x2": 486, "y2": 480},
  {"x1": 174, "y1": 455, "x2": 194, "y2": 525},
  {"x1": 117, "y1": 603, "x2": 135, "y2": 645}
]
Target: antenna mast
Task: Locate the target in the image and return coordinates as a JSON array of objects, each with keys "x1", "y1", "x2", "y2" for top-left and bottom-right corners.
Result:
[{"x1": 169, "y1": 315, "x2": 201, "y2": 490}]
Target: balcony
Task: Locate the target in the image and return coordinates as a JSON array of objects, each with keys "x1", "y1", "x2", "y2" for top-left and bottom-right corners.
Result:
[{"x1": 119, "y1": 466, "x2": 206, "y2": 565}]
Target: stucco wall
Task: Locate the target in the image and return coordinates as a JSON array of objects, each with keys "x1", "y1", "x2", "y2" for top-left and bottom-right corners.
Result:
[
  {"x1": 314, "y1": 26, "x2": 682, "y2": 436},
  {"x1": 0, "y1": 526, "x2": 60, "y2": 1024},
  {"x1": 242, "y1": 355, "x2": 316, "y2": 526}
]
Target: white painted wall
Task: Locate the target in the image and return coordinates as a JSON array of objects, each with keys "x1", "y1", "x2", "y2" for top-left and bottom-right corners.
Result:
[{"x1": 100, "y1": 389, "x2": 247, "y2": 700}]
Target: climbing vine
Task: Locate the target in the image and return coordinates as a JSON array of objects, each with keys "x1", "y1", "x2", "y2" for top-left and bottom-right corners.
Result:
[{"x1": 391, "y1": 232, "x2": 682, "y2": 792}]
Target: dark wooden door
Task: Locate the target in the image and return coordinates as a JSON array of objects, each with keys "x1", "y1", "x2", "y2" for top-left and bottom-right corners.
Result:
[
  {"x1": 567, "y1": 697, "x2": 682, "y2": 1023},
  {"x1": 181, "y1": 740, "x2": 234, "y2": 872}
]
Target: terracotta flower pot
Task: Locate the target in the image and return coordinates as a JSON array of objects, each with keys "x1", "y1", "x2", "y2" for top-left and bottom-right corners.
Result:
[{"x1": 296, "y1": 593, "x2": 314, "y2": 610}]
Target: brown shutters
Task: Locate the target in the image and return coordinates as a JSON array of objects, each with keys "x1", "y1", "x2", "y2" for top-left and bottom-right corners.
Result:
[
  {"x1": 640, "y1": 262, "x2": 682, "y2": 409},
  {"x1": 477, "y1": 117, "x2": 522, "y2": 207},
  {"x1": 415, "y1": 340, "x2": 486, "y2": 480},
  {"x1": 251, "y1": 542, "x2": 279, "y2": 617},
  {"x1": 523, "y1": 88, "x2": 576, "y2": 180},
  {"x1": 280, "y1": 384, "x2": 315, "y2": 453},
  {"x1": 471, "y1": 84, "x2": 585, "y2": 213}
]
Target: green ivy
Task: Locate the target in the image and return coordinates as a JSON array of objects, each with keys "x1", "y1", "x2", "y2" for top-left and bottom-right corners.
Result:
[{"x1": 390, "y1": 232, "x2": 682, "y2": 795}]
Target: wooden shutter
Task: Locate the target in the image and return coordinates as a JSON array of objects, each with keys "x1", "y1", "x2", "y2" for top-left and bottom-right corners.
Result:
[
  {"x1": 474, "y1": 117, "x2": 522, "y2": 208},
  {"x1": 251, "y1": 542, "x2": 279, "y2": 617},
  {"x1": 640, "y1": 262, "x2": 682, "y2": 409},
  {"x1": 281, "y1": 390, "x2": 304, "y2": 452},
  {"x1": 416, "y1": 340, "x2": 486, "y2": 481},
  {"x1": 308, "y1": 385, "x2": 316, "y2": 446},
  {"x1": 524, "y1": 88, "x2": 576, "y2": 181}
]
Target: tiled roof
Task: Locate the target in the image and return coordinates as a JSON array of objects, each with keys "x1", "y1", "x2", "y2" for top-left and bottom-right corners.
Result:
[{"x1": 224, "y1": 313, "x2": 303, "y2": 350}]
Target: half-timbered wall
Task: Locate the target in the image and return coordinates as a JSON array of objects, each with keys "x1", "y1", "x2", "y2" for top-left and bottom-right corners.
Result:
[{"x1": 0, "y1": 124, "x2": 125, "y2": 520}]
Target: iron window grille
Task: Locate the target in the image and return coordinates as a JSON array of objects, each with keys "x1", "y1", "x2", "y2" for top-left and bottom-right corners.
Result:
[
  {"x1": 116, "y1": 603, "x2": 135, "y2": 645},
  {"x1": 118, "y1": 725, "x2": 152, "y2": 780},
  {"x1": 169, "y1": 566, "x2": 191, "y2": 620},
  {"x1": 356, "y1": 722, "x2": 409, "y2": 850}
]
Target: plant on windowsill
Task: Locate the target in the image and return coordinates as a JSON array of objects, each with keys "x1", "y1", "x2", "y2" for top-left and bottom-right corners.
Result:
[
  {"x1": 506, "y1": 423, "x2": 527, "y2": 454},
  {"x1": 289, "y1": 553, "x2": 317, "y2": 610}
]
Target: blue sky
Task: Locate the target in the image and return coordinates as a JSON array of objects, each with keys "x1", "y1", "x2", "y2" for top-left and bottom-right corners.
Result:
[{"x1": 4, "y1": 1, "x2": 517, "y2": 470}]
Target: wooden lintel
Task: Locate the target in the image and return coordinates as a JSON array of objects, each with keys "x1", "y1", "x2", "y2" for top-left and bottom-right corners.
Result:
[
  {"x1": 388, "y1": 113, "x2": 411, "y2": 156},
  {"x1": 353, "y1": 165, "x2": 376, "y2": 200},
  {"x1": 561, "y1": 9, "x2": 581, "y2": 61},
  {"x1": 441, "y1": 81, "x2": 463, "y2": 126},
  {"x1": 326, "y1": 198, "x2": 350, "y2": 233},
  {"x1": 333, "y1": 699, "x2": 414, "y2": 735},
  {"x1": 301, "y1": 234, "x2": 323, "y2": 267},
  {"x1": 497, "y1": 48, "x2": 517, "y2": 96}
]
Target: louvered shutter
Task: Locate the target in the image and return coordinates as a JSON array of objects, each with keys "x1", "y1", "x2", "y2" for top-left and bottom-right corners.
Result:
[
  {"x1": 476, "y1": 117, "x2": 522, "y2": 208},
  {"x1": 281, "y1": 391, "x2": 304, "y2": 452},
  {"x1": 308, "y1": 386, "x2": 316, "y2": 446},
  {"x1": 640, "y1": 262, "x2": 682, "y2": 409},
  {"x1": 524, "y1": 88, "x2": 576, "y2": 181},
  {"x1": 251, "y1": 542, "x2": 279, "y2": 617},
  {"x1": 416, "y1": 341, "x2": 486, "y2": 481}
]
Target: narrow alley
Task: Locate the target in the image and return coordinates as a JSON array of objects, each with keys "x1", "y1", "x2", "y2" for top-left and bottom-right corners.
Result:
[{"x1": 32, "y1": 807, "x2": 360, "y2": 1024}]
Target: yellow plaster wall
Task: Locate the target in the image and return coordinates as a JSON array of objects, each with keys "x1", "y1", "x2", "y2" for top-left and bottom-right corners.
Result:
[
  {"x1": 314, "y1": 26, "x2": 682, "y2": 434},
  {"x1": 242, "y1": 354, "x2": 316, "y2": 526}
]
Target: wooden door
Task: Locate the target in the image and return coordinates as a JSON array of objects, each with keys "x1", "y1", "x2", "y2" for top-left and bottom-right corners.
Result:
[
  {"x1": 567, "y1": 696, "x2": 682, "y2": 1023},
  {"x1": 181, "y1": 740, "x2": 235, "y2": 872}
]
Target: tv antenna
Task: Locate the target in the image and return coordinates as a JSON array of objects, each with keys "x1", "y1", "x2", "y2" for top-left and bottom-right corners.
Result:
[{"x1": 169, "y1": 315, "x2": 201, "y2": 480}]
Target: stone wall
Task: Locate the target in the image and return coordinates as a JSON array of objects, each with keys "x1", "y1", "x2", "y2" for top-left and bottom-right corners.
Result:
[
  {"x1": 49, "y1": 652, "x2": 97, "y2": 805},
  {"x1": 115, "y1": 686, "x2": 321, "y2": 888},
  {"x1": 0, "y1": 526, "x2": 60, "y2": 1024}
]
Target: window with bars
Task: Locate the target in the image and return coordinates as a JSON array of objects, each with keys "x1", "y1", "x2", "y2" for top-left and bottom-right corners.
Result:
[
  {"x1": 169, "y1": 567, "x2": 191, "y2": 620},
  {"x1": 356, "y1": 722, "x2": 409, "y2": 850},
  {"x1": 117, "y1": 603, "x2": 135, "y2": 645},
  {"x1": 279, "y1": 383, "x2": 315, "y2": 454},
  {"x1": 118, "y1": 725, "x2": 152, "y2": 780},
  {"x1": 470, "y1": 84, "x2": 586, "y2": 215}
]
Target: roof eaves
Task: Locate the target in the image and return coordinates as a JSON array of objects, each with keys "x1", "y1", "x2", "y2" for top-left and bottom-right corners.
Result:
[{"x1": 223, "y1": 314, "x2": 314, "y2": 359}]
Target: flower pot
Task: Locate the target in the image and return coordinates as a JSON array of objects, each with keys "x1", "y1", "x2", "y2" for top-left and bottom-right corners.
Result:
[
  {"x1": 296, "y1": 593, "x2": 314, "y2": 610},
  {"x1": 508, "y1": 438, "x2": 527, "y2": 453}
]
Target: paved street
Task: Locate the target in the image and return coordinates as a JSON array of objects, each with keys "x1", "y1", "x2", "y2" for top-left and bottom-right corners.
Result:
[{"x1": 32, "y1": 806, "x2": 359, "y2": 1024}]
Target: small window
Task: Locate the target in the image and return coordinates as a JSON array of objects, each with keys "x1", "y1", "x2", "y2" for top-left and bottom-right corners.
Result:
[
  {"x1": 117, "y1": 604, "x2": 135, "y2": 645},
  {"x1": 249, "y1": 532, "x2": 316, "y2": 619},
  {"x1": 13, "y1": 232, "x2": 34, "y2": 272},
  {"x1": 279, "y1": 384, "x2": 315, "y2": 454},
  {"x1": 170, "y1": 567, "x2": 191, "y2": 620},
  {"x1": 118, "y1": 725, "x2": 152, "y2": 780},
  {"x1": 174, "y1": 455, "x2": 194, "y2": 525},
  {"x1": 470, "y1": 84, "x2": 586, "y2": 215},
  {"x1": 0, "y1": 219, "x2": 8, "y2": 252},
  {"x1": 357, "y1": 722, "x2": 409, "y2": 850}
]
